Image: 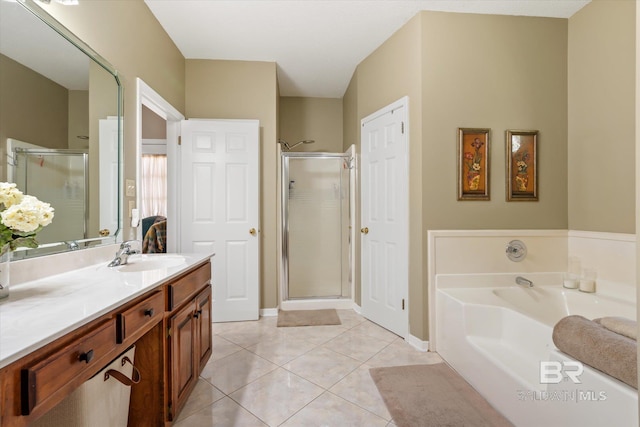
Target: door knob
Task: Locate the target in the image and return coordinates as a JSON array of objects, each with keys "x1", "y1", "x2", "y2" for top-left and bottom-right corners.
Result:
[
  {"x1": 249, "y1": 228, "x2": 257, "y2": 236},
  {"x1": 360, "y1": 227, "x2": 369, "y2": 234}
]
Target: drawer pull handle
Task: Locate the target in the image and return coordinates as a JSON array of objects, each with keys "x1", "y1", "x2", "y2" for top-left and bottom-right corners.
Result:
[
  {"x1": 193, "y1": 309, "x2": 202, "y2": 319},
  {"x1": 144, "y1": 308, "x2": 155, "y2": 317},
  {"x1": 79, "y1": 349, "x2": 94, "y2": 364},
  {"x1": 104, "y1": 356, "x2": 141, "y2": 387}
]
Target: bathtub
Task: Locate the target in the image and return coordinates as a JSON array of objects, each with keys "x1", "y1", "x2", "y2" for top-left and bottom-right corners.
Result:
[{"x1": 435, "y1": 274, "x2": 638, "y2": 427}]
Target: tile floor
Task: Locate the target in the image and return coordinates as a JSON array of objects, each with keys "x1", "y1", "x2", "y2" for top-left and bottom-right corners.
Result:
[{"x1": 174, "y1": 309, "x2": 443, "y2": 427}]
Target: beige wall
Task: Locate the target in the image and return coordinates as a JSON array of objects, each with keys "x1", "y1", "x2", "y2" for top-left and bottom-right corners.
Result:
[
  {"x1": 346, "y1": 11, "x2": 569, "y2": 341},
  {"x1": 0, "y1": 53, "x2": 68, "y2": 159},
  {"x1": 569, "y1": 0, "x2": 636, "y2": 233},
  {"x1": 348, "y1": 15, "x2": 425, "y2": 337},
  {"x1": 279, "y1": 97, "x2": 343, "y2": 152},
  {"x1": 422, "y1": 12, "x2": 568, "y2": 231},
  {"x1": 68, "y1": 90, "x2": 89, "y2": 149},
  {"x1": 142, "y1": 105, "x2": 167, "y2": 140},
  {"x1": 186, "y1": 59, "x2": 279, "y2": 309},
  {"x1": 41, "y1": 0, "x2": 185, "y2": 239}
]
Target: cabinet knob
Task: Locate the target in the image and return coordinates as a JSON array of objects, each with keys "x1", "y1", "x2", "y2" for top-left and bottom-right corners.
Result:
[
  {"x1": 144, "y1": 308, "x2": 154, "y2": 317},
  {"x1": 79, "y1": 349, "x2": 94, "y2": 364}
]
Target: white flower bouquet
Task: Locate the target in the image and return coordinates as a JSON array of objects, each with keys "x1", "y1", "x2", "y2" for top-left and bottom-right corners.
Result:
[{"x1": 0, "y1": 183, "x2": 54, "y2": 254}]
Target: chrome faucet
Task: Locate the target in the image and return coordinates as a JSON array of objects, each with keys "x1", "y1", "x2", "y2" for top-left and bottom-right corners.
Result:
[
  {"x1": 108, "y1": 241, "x2": 140, "y2": 267},
  {"x1": 515, "y1": 276, "x2": 534, "y2": 288}
]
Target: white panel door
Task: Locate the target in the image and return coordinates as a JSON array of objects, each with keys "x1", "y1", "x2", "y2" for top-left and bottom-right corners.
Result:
[
  {"x1": 180, "y1": 119, "x2": 260, "y2": 322},
  {"x1": 99, "y1": 117, "x2": 120, "y2": 237},
  {"x1": 361, "y1": 97, "x2": 408, "y2": 337}
]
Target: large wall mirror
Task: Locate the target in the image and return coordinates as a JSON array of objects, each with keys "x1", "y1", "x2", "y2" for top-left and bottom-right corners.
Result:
[{"x1": 0, "y1": 0, "x2": 122, "y2": 259}]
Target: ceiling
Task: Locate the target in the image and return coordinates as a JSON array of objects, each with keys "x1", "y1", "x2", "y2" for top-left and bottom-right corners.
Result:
[{"x1": 145, "y1": 0, "x2": 591, "y2": 98}]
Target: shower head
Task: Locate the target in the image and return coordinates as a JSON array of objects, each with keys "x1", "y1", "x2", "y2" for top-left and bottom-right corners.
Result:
[{"x1": 278, "y1": 139, "x2": 315, "y2": 151}]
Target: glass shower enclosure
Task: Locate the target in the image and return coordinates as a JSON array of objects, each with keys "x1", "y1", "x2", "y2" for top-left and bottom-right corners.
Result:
[
  {"x1": 281, "y1": 151, "x2": 352, "y2": 300},
  {"x1": 10, "y1": 147, "x2": 89, "y2": 245}
]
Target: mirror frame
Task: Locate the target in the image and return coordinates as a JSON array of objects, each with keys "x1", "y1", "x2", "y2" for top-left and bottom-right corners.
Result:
[{"x1": 14, "y1": 0, "x2": 122, "y2": 258}]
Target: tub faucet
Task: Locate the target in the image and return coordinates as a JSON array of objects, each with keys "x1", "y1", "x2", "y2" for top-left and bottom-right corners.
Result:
[
  {"x1": 515, "y1": 276, "x2": 533, "y2": 288},
  {"x1": 108, "y1": 240, "x2": 140, "y2": 267}
]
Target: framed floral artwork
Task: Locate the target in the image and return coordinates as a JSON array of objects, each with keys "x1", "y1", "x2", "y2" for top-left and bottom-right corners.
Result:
[
  {"x1": 506, "y1": 130, "x2": 538, "y2": 201},
  {"x1": 457, "y1": 128, "x2": 490, "y2": 200}
]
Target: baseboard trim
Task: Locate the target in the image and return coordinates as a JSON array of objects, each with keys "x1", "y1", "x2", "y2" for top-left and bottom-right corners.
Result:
[
  {"x1": 406, "y1": 333, "x2": 429, "y2": 352},
  {"x1": 259, "y1": 308, "x2": 278, "y2": 317},
  {"x1": 352, "y1": 303, "x2": 362, "y2": 314}
]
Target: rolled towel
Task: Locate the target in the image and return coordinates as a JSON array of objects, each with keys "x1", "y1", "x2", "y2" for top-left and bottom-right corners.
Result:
[
  {"x1": 593, "y1": 316, "x2": 637, "y2": 341},
  {"x1": 552, "y1": 315, "x2": 637, "y2": 389}
]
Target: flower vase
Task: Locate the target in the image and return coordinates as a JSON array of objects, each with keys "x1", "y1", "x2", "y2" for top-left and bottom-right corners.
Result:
[
  {"x1": 468, "y1": 173, "x2": 480, "y2": 190},
  {"x1": 0, "y1": 245, "x2": 10, "y2": 300},
  {"x1": 515, "y1": 174, "x2": 528, "y2": 191}
]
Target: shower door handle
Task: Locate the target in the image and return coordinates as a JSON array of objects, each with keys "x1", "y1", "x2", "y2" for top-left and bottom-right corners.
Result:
[
  {"x1": 360, "y1": 227, "x2": 369, "y2": 235},
  {"x1": 249, "y1": 228, "x2": 257, "y2": 236}
]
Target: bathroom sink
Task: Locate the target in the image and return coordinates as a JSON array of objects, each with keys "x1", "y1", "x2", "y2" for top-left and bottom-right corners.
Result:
[{"x1": 115, "y1": 255, "x2": 186, "y2": 272}]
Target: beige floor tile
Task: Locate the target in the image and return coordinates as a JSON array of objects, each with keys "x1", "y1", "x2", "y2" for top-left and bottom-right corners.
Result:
[
  {"x1": 280, "y1": 391, "x2": 388, "y2": 427},
  {"x1": 365, "y1": 339, "x2": 443, "y2": 368},
  {"x1": 212, "y1": 334, "x2": 243, "y2": 361},
  {"x1": 284, "y1": 346, "x2": 361, "y2": 389},
  {"x1": 219, "y1": 327, "x2": 283, "y2": 348},
  {"x1": 336, "y1": 309, "x2": 367, "y2": 329},
  {"x1": 278, "y1": 324, "x2": 348, "y2": 345},
  {"x1": 212, "y1": 319, "x2": 261, "y2": 335},
  {"x1": 175, "y1": 379, "x2": 226, "y2": 422},
  {"x1": 246, "y1": 333, "x2": 317, "y2": 365},
  {"x1": 200, "y1": 349, "x2": 278, "y2": 394},
  {"x1": 350, "y1": 320, "x2": 400, "y2": 343},
  {"x1": 329, "y1": 364, "x2": 392, "y2": 420},
  {"x1": 183, "y1": 312, "x2": 446, "y2": 426},
  {"x1": 174, "y1": 396, "x2": 267, "y2": 427},
  {"x1": 229, "y1": 368, "x2": 324, "y2": 426},
  {"x1": 323, "y1": 330, "x2": 390, "y2": 362}
]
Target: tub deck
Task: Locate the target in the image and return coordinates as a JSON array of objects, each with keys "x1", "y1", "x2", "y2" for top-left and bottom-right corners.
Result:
[{"x1": 436, "y1": 275, "x2": 637, "y2": 427}]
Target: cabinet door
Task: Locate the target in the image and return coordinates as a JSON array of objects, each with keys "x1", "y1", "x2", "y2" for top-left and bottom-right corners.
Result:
[
  {"x1": 195, "y1": 285, "x2": 212, "y2": 372},
  {"x1": 168, "y1": 300, "x2": 196, "y2": 420}
]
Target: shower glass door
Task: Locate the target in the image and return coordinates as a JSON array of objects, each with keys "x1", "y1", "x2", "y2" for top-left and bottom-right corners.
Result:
[
  {"x1": 12, "y1": 149, "x2": 89, "y2": 244},
  {"x1": 282, "y1": 153, "x2": 351, "y2": 299}
]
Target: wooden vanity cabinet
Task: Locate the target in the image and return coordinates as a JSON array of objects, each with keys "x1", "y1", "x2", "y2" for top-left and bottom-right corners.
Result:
[
  {"x1": 0, "y1": 259, "x2": 212, "y2": 427},
  {"x1": 164, "y1": 263, "x2": 212, "y2": 422}
]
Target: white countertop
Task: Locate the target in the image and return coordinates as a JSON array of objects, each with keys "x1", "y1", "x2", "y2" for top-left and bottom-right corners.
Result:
[{"x1": 0, "y1": 252, "x2": 213, "y2": 369}]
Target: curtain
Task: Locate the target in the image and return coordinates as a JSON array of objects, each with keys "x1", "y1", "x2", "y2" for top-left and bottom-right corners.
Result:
[{"x1": 140, "y1": 154, "x2": 167, "y2": 218}]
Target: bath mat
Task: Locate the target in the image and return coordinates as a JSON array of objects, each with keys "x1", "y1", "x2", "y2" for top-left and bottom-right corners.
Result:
[
  {"x1": 277, "y1": 309, "x2": 341, "y2": 327},
  {"x1": 370, "y1": 363, "x2": 513, "y2": 427}
]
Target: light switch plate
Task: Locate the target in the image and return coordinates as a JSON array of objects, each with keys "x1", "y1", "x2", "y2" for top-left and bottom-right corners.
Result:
[{"x1": 125, "y1": 179, "x2": 135, "y2": 197}]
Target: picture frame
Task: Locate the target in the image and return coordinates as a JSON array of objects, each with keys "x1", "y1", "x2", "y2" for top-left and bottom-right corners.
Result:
[
  {"x1": 457, "y1": 128, "x2": 490, "y2": 200},
  {"x1": 506, "y1": 130, "x2": 538, "y2": 201}
]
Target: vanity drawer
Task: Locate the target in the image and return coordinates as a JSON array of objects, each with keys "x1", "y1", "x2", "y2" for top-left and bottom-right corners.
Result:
[
  {"x1": 116, "y1": 291, "x2": 164, "y2": 343},
  {"x1": 21, "y1": 319, "x2": 116, "y2": 415},
  {"x1": 166, "y1": 263, "x2": 211, "y2": 311}
]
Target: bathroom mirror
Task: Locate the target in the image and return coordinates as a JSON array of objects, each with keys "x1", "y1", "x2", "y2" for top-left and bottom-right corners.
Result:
[{"x1": 0, "y1": 0, "x2": 122, "y2": 259}]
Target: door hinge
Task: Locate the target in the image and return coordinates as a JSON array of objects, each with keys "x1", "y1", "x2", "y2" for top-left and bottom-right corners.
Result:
[
  {"x1": 167, "y1": 327, "x2": 172, "y2": 338},
  {"x1": 401, "y1": 122, "x2": 405, "y2": 134},
  {"x1": 178, "y1": 136, "x2": 182, "y2": 146},
  {"x1": 402, "y1": 299, "x2": 405, "y2": 310},
  {"x1": 168, "y1": 403, "x2": 173, "y2": 419}
]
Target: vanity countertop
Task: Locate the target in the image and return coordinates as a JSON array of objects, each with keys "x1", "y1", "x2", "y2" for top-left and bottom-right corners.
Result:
[{"x1": 0, "y1": 253, "x2": 213, "y2": 369}]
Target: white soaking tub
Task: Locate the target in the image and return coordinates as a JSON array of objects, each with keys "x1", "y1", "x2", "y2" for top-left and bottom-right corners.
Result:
[{"x1": 435, "y1": 274, "x2": 637, "y2": 427}]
